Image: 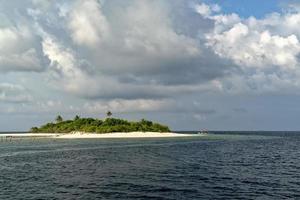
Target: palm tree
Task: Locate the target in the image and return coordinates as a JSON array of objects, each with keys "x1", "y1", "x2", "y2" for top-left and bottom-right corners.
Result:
[
  {"x1": 55, "y1": 115, "x2": 63, "y2": 123},
  {"x1": 30, "y1": 127, "x2": 39, "y2": 133},
  {"x1": 106, "y1": 111, "x2": 112, "y2": 118}
]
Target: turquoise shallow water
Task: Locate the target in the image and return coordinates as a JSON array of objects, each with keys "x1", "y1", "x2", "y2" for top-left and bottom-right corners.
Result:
[{"x1": 0, "y1": 133, "x2": 300, "y2": 199}]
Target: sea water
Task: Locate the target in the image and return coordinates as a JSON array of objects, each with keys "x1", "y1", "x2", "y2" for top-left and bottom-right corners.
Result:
[{"x1": 0, "y1": 132, "x2": 299, "y2": 199}]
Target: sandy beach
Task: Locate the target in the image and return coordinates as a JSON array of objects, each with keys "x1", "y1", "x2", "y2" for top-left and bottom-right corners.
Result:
[
  {"x1": 57, "y1": 132, "x2": 197, "y2": 139},
  {"x1": 0, "y1": 132, "x2": 197, "y2": 139}
]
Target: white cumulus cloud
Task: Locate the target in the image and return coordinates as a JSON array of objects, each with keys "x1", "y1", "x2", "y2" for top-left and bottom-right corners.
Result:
[
  {"x1": 68, "y1": 0, "x2": 110, "y2": 47},
  {"x1": 195, "y1": 2, "x2": 300, "y2": 94},
  {"x1": 0, "y1": 26, "x2": 44, "y2": 72}
]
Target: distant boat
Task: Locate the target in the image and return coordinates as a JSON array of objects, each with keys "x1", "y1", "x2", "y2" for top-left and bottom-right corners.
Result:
[{"x1": 198, "y1": 129, "x2": 209, "y2": 135}]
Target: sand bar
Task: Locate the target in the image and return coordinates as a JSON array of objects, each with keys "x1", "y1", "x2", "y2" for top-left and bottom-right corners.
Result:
[
  {"x1": 0, "y1": 132, "x2": 198, "y2": 139},
  {"x1": 57, "y1": 132, "x2": 197, "y2": 139}
]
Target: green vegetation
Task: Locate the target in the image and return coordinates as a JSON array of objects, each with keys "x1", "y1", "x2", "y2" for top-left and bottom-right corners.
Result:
[
  {"x1": 106, "y1": 111, "x2": 112, "y2": 118},
  {"x1": 30, "y1": 116, "x2": 170, "y2": 133}
]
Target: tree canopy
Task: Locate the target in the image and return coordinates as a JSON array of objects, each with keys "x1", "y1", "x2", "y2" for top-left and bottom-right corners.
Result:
[
  {"x1": 30, "y1": 117, "x2": 170, "y2": 133},
  {"x1": 74, "y1": 115, "x2": 80, "y2": 120},
  {"x1": 106, "y1": 111, "x2": 112, "y2": 118}
]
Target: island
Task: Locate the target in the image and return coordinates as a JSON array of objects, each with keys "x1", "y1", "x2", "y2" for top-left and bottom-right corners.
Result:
[
  {"x1": 22, "y1": 115, "x2": 197, "y2": 139},
  {"x1": 30, "y1": 115, "x2": 171, "y2": 133}
]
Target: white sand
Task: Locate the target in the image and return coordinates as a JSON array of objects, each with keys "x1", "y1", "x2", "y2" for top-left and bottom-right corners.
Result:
[
  {"x1": 0, "y1": 132, "x2": 198, "y2": 139},
  {"x1": 57, "y1": 132, "x2": 196, "y2": 139}
]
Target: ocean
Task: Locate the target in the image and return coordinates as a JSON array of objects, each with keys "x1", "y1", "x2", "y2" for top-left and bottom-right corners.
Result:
[{"x1": 0, "y1": 132, "x2": 299, "y2": 199}]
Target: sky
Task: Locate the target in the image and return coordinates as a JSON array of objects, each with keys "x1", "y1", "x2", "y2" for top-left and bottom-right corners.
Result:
[
  {"x1": 1, "y1": 0, "x2": 300, "y2": 131},
  {"x1": 203, "y1": 0, "x2": 282, "y2": 18}
]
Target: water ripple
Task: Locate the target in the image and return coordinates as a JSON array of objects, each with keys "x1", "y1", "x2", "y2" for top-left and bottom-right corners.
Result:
[{"x1": 0, "y1": 134, "x2": 300, "y2": 199}]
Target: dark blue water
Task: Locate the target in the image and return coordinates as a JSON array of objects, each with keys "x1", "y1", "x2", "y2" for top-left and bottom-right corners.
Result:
[{"x1": 1, "y1": 133, "x2": 300, "y2": 199}]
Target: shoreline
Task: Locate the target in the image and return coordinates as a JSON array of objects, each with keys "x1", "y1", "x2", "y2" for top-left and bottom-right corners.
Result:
[
  {"x1": 0, "y1": 133, "x2": 59, "y2": 138},
  {"x1": 57, "y1": 132, "x2": 197, "y2": 139},
  {"x1": 0, "y1": 132, "x2": 198, "y2": 139}
]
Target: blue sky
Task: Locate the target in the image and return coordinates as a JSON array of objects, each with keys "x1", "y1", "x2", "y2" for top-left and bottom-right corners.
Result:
[
  {"x1": 0, "y1": 0, "x2": 300, "y2": 131},
  {"x1": 203, "y1": 0, "x2": 282, "y2": 18}
]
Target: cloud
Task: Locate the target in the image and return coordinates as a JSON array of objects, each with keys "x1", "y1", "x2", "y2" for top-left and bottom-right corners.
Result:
[
  {"x1": 206, "y1": 20, "x2": 300, "y2": 70},
  {"x1": 3, "y1": 0, "x2": 300, "y2": 131},
  {"x1": 233, "y1": 107, "x2": 248, "y2": 113},
  {"x1": 41, "y1": 35, "x2": 101, "y2": 97},
  {"x1": 0, "y1": 0, "x2": 233, "y2": 102},
  {"x1": 194, "y1": 3, "x2": 220, "y2": 18},
  {"x1": 194, "y1": 2, "x2": 300, "y2": 94},
  {"x1": 32, "y1": 0, "x2": 232, "y2": 100},
  {"x1": 0, "y1": 98, "x2": 173, "y2": 116},
  {"x1": 0, "y1": 83, "x2": 32, "y2": 103},
  {"x1": 0, "y1": 25, "x2": 45, "y2": 72},
  {"x1": 9, "y1": 0, "x2": 300, "y2": 98},
  {"x1": 41, "y1": 34, "x2": 201, "y2": 99},
  {"x1": 68, "y1": 0, "x2": 110, "y2": 47},
  {"x1": 83, "y1": 99, "x2": 172, "y2": 113},
  {"x1": 41, "y1": 35, "x2": 222, "y2": 99}
]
